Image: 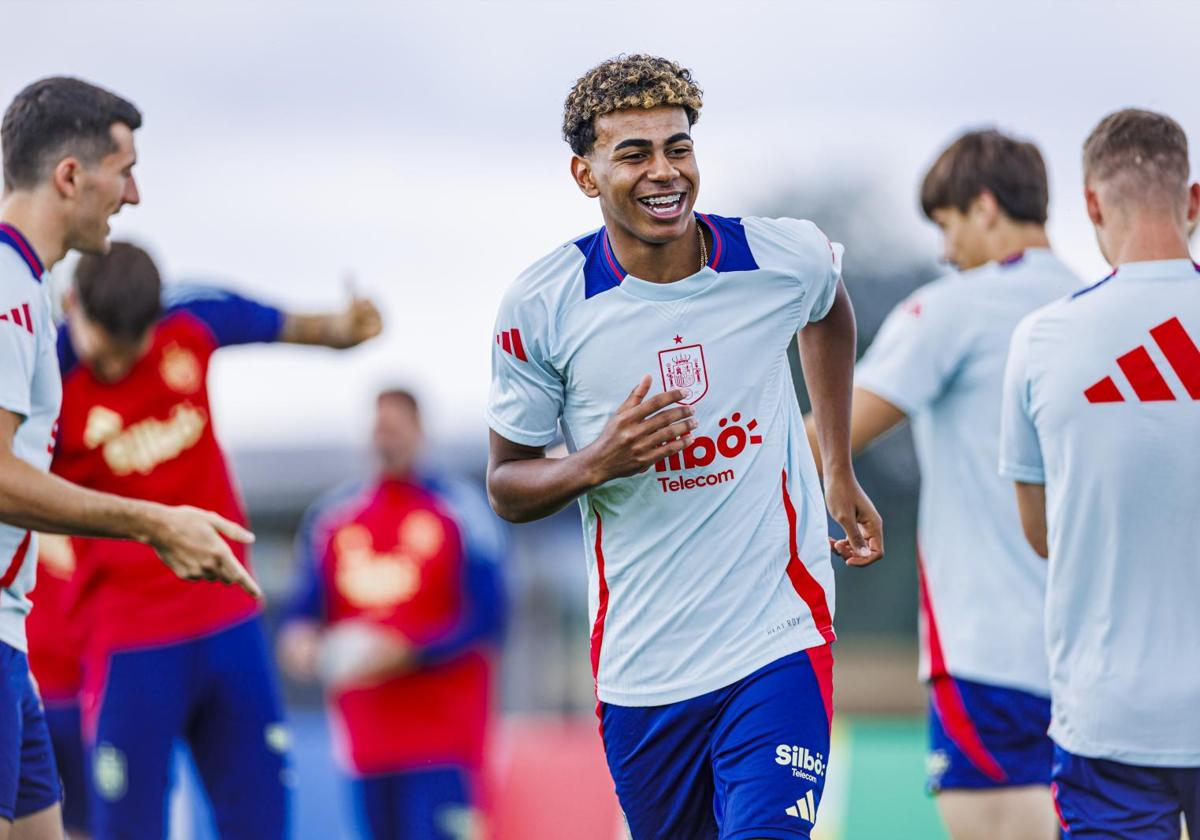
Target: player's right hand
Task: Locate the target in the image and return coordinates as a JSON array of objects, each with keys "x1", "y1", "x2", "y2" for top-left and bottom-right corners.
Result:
[
  {"x1": 147, "y1": 505, "x2": 262, "y2": 599},
  {"x1": 581, "y1": 375, "x2": 698, "y2": 484}
]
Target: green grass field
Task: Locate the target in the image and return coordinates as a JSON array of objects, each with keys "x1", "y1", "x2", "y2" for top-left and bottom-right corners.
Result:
[{"x1": 816, "y1": 717, "x2": 947, "y2": 840}]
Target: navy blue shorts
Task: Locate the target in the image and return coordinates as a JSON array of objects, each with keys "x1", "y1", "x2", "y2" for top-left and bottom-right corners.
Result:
[
  {"x1": 350, "y1": 766, "x2": 475, "y2": 839},
  {"x1": 0, "y1": 643, "x2": 60, "y2": 822},
  {"x1": 1052, "y1": 746, "x2": 1200, "y2": 838},
  {"x1": 43, "y1": 701, "x2": 87, "y2": 831},
  {"x1": 601, "y1": 646, "x2": 834, "y2": 840},
  {"x1": 87, "y1": 618, "x2": 289, "y2": 839},
  {"x1": 926, "y1": 675, "x2": 1053, "y2": 792}
]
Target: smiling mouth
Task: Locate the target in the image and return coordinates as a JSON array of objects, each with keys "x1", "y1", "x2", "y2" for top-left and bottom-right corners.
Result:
[{"x1": 638, "y1": 192, "x2": 685, "y2": 218}]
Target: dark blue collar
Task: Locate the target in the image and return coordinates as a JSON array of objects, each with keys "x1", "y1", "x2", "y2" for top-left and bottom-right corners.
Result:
[{"x1": 0, "y1": 223, "x2": 44, "y2": 281}]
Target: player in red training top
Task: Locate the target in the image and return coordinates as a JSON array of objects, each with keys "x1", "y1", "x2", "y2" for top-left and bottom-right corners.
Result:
[
  {"x1": 43, "y1": 241, "x2": 382, "y2": 839},
  {"x1": 25, "y1": 538, "x2": 86, "y2": 839},
  {"x1": 279, "y1": 389, "x2": 507, "y2": 840}
]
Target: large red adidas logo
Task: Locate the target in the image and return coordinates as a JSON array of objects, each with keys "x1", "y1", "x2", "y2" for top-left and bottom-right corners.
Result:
[{"x1": 1084, "y1": 316, "x2": 1200, "y2": 403}]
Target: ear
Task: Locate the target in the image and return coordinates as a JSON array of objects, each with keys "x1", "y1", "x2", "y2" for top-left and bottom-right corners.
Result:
[
  {"x1": 570, "y1": 155, "x2": 600, "y2": 199},
  {"x1": 52, "y1": 156, "x2": 83, "y2": 199},
  {"x1": 1084, "y1": 185, "x2": 1104, "y2": 227},
  {"x1": 970, "y1": 190, "x2": 1000, "y2": 227},
  {"x1": 1186, "y1": 182, "x2": 1200, "y2": 231}
]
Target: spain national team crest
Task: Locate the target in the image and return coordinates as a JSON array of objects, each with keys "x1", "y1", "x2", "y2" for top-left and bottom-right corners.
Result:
[{"x1": 658, "y1": 343, "x2": 709, "y2": 405}]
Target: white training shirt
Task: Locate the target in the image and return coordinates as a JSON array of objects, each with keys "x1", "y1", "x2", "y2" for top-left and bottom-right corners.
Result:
[
  {"x1": 1000, "y1": 258, "x2": 1200, "y2": 765},
  {"x1": 856, "y1": 249, "x2": 1078, "y2": 696},
  {"x1": 0, "y1": 225, "x2": 61, "y2": 653},
  {"x1": 488, "y1": 213, "x2": 842, "y2": 706}
]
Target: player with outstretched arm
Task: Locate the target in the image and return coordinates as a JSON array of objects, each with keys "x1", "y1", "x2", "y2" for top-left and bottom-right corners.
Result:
[{"x1": 485, "y1": 55, "x2": 882, "y2": 839}]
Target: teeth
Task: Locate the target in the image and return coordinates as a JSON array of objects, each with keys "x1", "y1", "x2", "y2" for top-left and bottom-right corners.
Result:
[{"x1": 642, "y1": 194, "x2": 681, "y2": 206}]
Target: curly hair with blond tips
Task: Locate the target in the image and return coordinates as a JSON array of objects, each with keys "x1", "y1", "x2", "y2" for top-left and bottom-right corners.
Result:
[{"x1": 562, "y1": 54, "x2": 703, "y2": 156}]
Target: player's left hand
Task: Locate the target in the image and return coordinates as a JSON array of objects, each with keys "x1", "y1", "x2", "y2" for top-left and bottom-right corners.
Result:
[{"x1": 823, "y1": 469, "x2": 884, "y2": 567}]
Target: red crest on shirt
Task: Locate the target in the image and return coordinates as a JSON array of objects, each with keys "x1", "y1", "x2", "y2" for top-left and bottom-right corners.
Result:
[{"x1": 658, "y1": 343, "x2": 709, "y2": 406}]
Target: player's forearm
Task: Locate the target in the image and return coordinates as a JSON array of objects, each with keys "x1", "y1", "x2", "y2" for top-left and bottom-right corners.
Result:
[
  {"x1": 280, "y1": 312, "x2": 344, "y2": 347},
  {"x1": 798, "y1": 281, "x2": 858, "y2": 478},
  {"x1": 0, "y1": 452, "x2": 165, "y2": 542},
  {"x1": 487, "y1": 450, "x2": 601, "y2": 523}
]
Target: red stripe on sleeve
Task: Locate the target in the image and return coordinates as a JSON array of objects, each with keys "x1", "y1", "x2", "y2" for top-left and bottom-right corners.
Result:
[
  {"x1": 21, "y1": 304, "x2": 32, "y2": 334},
  {"x1": 1151, "y1": 317, "x2": 1200, "y2": 399},
  {"x1": 780, "y1": 470, "x2": 835, "y2": 643},
  {"x1": 501, "y1": 331, "x2": 512, "y2": 355},
  {"x1": 510, "y1": 328, "x2": 528, "y2": 362},
  {"x1": 10, "y1": 308, "x2": 22, "y2": 329},
  {"x1": 1117, "y1": 346, "x2": 1175, "y2": 401}
]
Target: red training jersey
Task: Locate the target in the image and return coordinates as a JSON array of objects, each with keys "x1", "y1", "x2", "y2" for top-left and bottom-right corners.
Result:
[
  {"x1": 49, "y1": 287, "x2": 283, "y2": 677},
  {"x1": 26, "y1": 535, "x2": 85, "y2": 704},
  {"x1": 303, "y1": 478, "x2": 490, "y2": 776}
]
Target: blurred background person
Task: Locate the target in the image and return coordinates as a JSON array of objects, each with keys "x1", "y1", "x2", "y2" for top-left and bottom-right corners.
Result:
[
  {"x1": 806, "y1": 130, "x2": 1077, "y2": 840},
  {"x1": 278, "y1": 388, "x2": 506, "y2": 840},
  {"x1": 39, "y1": 241, "x2": 381, "y2": 839}
]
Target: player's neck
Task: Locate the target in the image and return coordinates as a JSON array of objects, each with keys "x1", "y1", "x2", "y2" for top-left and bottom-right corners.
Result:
[
  {"x1": 605, "y1": 216, "x2": 707, "y2": 284},
  {"x1": 0, "y1": 190, "x2": 69, "y2": 270},
  {"x1": 986, "y1": 222, "x2": 1050, "y2": 263},
  {"x1": 1105, "y1": 219, "x2": 1191, "y2": 266}
]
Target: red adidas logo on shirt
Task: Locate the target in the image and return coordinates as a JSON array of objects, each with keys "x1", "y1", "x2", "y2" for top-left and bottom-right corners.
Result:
[
  {"x1": 1084, "y1": 316, "x2": 1200, "y2": 403},
  {"x1": 0, "y1": 303, "x2": 33, "y2": 335},
  {"x1": 495, "y1": 328, "x2": 527, "y2": 362}
]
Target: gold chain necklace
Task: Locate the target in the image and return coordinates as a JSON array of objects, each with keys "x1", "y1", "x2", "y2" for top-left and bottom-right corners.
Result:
[{"x1": 698, "y1": 222, "x2": 708, "y2": 271}]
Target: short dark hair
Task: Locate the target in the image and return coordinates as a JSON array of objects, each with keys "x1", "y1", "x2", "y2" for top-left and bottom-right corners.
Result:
[
  {"x1": 74, "y1": 241, "x2": 162, "y2": 341},
  {"x1": 376, "y1": 388, "x2": 420, "y2": 415},
  {"x1": 1083, "y1": 108, "x2": 1189, "y2": 199},
  {"x1": 2, "y1": 76, "x2": 142, "y2": 191},
  {"x1": 563, "y1": 54, "x2": 703, "y2": 156},
  {"x1": 920, "y1": 129, "x2": 1049, "y2": 224}
]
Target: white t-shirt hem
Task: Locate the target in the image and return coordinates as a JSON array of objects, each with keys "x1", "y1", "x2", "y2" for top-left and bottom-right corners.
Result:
[
  {"x1": 596, "y1": 629, "x2": 829, "y2": 707},
  {"x1": 1051, "y1": 726, "x2": 1200, "y2": 768},
  {"x1": 924, "y1": 663, "x2": 1050, "y2": 698}
]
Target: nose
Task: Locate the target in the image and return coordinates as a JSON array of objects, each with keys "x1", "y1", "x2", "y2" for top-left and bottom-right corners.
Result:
[
  {"x1": 647, "y1": 150, "x2": 679, "y2": 182},
  {"x1": 124, "y1": 175, "x2": 141, "y2": 206}
]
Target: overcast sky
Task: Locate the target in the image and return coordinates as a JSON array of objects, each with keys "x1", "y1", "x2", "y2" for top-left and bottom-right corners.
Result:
[{"x1": 4, "y1": 0, "x2": 1197, "y2": 449}]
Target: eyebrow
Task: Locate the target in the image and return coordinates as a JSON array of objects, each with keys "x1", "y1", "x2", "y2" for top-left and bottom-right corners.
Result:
[{"x1": 612, "y1": 132, "x2": 694, "y2": 152}]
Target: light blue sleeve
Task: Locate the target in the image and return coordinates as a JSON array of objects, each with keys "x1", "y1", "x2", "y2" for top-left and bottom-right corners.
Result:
[
  {"x1": 998, "y1": 314, "x2": 1045, "y2": 483},
  {"x1": 0, "y1": 284, "x2": 35, "y2": 418},
  {"x1": 485, "y1": 284, "x2": 564, "y2": 448},
  {"x1": 855, "y1": 282, "x2": 967, "y2": 416}
]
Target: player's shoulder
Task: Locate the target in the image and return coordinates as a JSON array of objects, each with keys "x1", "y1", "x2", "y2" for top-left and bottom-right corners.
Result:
[
  {"x1": 162, "y1": 281, "x2": 247, "y2": 314},
  {"x1": 503, "y1": 236, "x2": 590, "y2": 312},
  {"x1": 739, "y1": 215, "x2": 837, "y2": 273}
]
